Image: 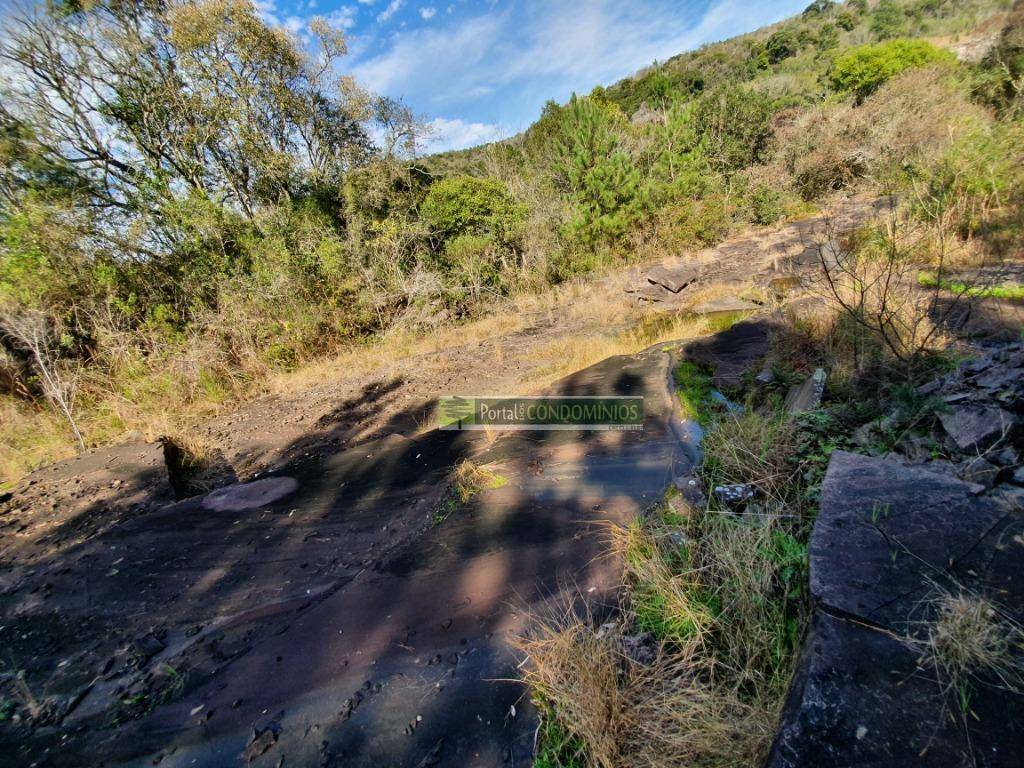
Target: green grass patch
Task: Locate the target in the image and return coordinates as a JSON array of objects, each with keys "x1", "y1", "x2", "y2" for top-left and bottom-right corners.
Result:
[
  {"x1": 533, "y1": 701, "x2": 589, "y2": 768},
  {"x1": 918, "y1": 271, "x2": 1024, "y2": 300},
  {"x1": 673, "y1": 360, "x2": 715, "y2": 425},
  {"x1": 704, "y1": 310, "x2": 752, "y2": 334}
]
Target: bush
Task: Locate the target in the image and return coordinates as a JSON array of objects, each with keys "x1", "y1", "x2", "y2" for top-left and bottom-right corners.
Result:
[
  {"x1": 830, "y1": 39, "x2": 954, "y2": 99},
  {"x1": 750, "y1": 184, "x2": 785, "y2": 225},
  {"x1": 870, "y1": 0, "x2": 906, "y2": 39},
  {"x1": 420, "y1": 175, "x2": 526, "y2": 244}
]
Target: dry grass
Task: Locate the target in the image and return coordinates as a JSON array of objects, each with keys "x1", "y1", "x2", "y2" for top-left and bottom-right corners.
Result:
[
  {"x1": 701, "y1": 413, "x2": 800, "y2": 505},
  {"x1": 514, "y1": 599, "x2": 771, "y2": 768},
  {"x1": 0, "y1": 396, "x2": 76, "y2": 485},
  {"x1": 524, "y1": 313, "x2": 717, "y2": 386},
  {"x1": 517, "y1": 401, "x2": 815, "y2": 767},
  {"x1": 450, "y1": 459, "x2": 507, "y2": 503},
  {"x1": 915, "y1": 586, "x2": 1024, "y2": 701}
]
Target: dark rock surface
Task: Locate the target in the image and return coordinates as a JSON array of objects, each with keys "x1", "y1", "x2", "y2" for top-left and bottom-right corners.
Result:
[
  {"x1": 682, "y1": 318, "x2": 776, "y2": 390},
  {"x1": 0, "y1": 343, "x2": 692, "y2": 768},
  {"x1": 938, "y1": 405, "x2": 1016, "y2": 453},
  {"x1": 768, "y1": 450, "x2": 1024, "y2": 767}
]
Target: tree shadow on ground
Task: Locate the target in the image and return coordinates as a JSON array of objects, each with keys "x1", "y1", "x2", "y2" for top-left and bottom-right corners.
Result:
[{"x1": 0, "y1": 344, "x2": 687, "y2": 768}]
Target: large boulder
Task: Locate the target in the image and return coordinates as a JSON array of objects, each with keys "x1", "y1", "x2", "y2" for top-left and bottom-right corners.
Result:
[{"x1": 767, "y1": 451, "x2": 1024, "y2": 767}]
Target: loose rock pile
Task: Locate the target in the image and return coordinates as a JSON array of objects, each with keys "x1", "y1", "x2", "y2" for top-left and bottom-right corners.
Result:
[{"x1": 853, "y1": 341, "x2": 1024, "y2": 503}]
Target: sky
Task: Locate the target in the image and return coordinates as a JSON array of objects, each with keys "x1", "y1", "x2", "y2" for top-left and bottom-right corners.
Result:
[{"x1": 256, "y1": 0, "x2": 811, "y2": 153}]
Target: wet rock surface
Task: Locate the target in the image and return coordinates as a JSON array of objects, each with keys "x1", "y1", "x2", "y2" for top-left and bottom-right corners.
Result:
[{"x1": 770, "y1": 341, "x2": 1024, "y2": 767}]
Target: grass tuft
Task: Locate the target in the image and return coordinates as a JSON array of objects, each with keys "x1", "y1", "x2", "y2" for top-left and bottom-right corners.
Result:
[
  {"x1": 914, "y1": 586, "x2": 1024, "y2": 712},
  {"x1": 673, "y1": 361, "x2": 715, "y2": 425},
  {"x1": 451, "y1": 459, "x2": 507, "y2": 503}
]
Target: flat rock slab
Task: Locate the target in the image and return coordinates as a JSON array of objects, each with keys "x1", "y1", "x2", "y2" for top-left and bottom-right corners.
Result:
[
  {"x1": 769, "y1": 451, "x2": 1024, "y2": 767},
  {"x1": 770, "y1": 611, "x2": 1024, "y2": 768},
  {"x1": 682, "y1": 319, "x2": 774, "y2": 390},
  {"x1": 690, "y1": 296, "x2": 762, "y2": 315},
  {"x1": 785, "y1": 368, "x2": 826, "y2": 416},
  {"x1": 2, "y1": 344, "x2": 689, "y2": 768},
  {"x1": 202, "y1": 476, "x2": 299, "y2": 511},
  {"x1": 937, "y1": 405, "x2": 1017, "y2": 453}
]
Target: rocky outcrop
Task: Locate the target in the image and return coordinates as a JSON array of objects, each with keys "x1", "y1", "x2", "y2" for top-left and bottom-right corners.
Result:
[
  {"x1": 769, "y1": 341, "x2": 1024, "y2": 766},
  {"x1": 768, "y1": 451, "x2": 1024, "y2": 767}
]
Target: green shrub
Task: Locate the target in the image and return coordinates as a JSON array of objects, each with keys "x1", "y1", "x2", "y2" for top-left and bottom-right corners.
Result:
[
  {"x1": 765, "y1": 28, "x2": 801, "y2": 65},
  {"x1": 750, "y1": 184, "x2": 785, "y2": 225},
  {"x1": 263, "y1": 343, "x2": 298, "y2": 371},
  {"x1": 870, "y1": 0, "x2": 906, "y2": 39},
  {"x1": 420, "y1": 175, "x2": 526, "y2": 243},
  {"x1": 836, "y1": 9, "x2": 857, "y2": 31},
  {"x1": 830, "y1": 39, "x2": 954, "y2": 99}
]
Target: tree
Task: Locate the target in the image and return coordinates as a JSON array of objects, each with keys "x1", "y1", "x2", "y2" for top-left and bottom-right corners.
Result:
[
  {"x1": 0, "y1": 0, "x2": 375, "y2": 241},
  {"x1": 551, "y1": 96, "x2": 644, "y2": 250}
]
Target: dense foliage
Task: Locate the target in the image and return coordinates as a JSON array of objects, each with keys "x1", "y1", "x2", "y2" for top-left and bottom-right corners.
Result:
[{"x1": 1, "y1": 0, "x2": 1022, "y2": 481}]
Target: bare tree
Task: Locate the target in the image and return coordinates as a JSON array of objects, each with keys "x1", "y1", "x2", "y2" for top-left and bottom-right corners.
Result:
[
  {"x1": 812, "y1": 196, "x2": 1012, "y2": 377},
  {"x1": 0, "y1": 310, "x2": 85, "y2": 449}
]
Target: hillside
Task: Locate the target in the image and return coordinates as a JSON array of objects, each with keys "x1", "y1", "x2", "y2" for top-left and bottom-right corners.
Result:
[
  {"x1": 2, "y1": 1, "x2": 1024, "y2": 766},
  {"x1": 2, "y1": 0, "x2": 1022, "y2": 484}
]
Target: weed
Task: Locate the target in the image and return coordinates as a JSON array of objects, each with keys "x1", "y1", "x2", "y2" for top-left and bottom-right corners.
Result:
[
  {"x1": 916, "y1": 588, "x2": 1024, "y2": 700},
  {"x1": 451, "y1": 460, "x2": 507, "y2": 503},
  {"x1": 433, "y1": 460, "x2": 508, "y2": 525}
]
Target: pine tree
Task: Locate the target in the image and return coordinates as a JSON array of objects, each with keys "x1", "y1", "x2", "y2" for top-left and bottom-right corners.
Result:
[{"x1": 551, "y1": 95, "x2": 644, "y2": 249}]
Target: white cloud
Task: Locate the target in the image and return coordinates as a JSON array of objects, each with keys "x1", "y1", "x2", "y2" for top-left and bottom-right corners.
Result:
[
  {"x1": 377, "y1": 0, "x2": 404, "y2": 23},
  {"x1": 425, "y1": 117, "x2": 504, "y2": 152},
  {"x1": 420, "y1": 7, "x2": 437, "y2": 20},
  {"x1": 353, "y1": 0, "x2": 807, "y2": 115},
  {"x1": 324, "y1": 5, "x2": 359, "y2": 29},
  {"x1": 358, "y1": 0, "x2": 375, "y2": 4}
]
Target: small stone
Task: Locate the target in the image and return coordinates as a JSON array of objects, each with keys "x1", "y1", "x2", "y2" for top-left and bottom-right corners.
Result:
[
  {"x1": 785, "y1": 368, "x2": 827, "y2": 415},
  {"x1": 713, "y1": 483, "x2": 756, "y2": 508}
]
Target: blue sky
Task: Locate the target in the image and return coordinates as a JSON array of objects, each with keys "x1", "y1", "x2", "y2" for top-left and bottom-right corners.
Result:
[{"x1": 257, "y1": 0, "x2": 810, "y2": 152}]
